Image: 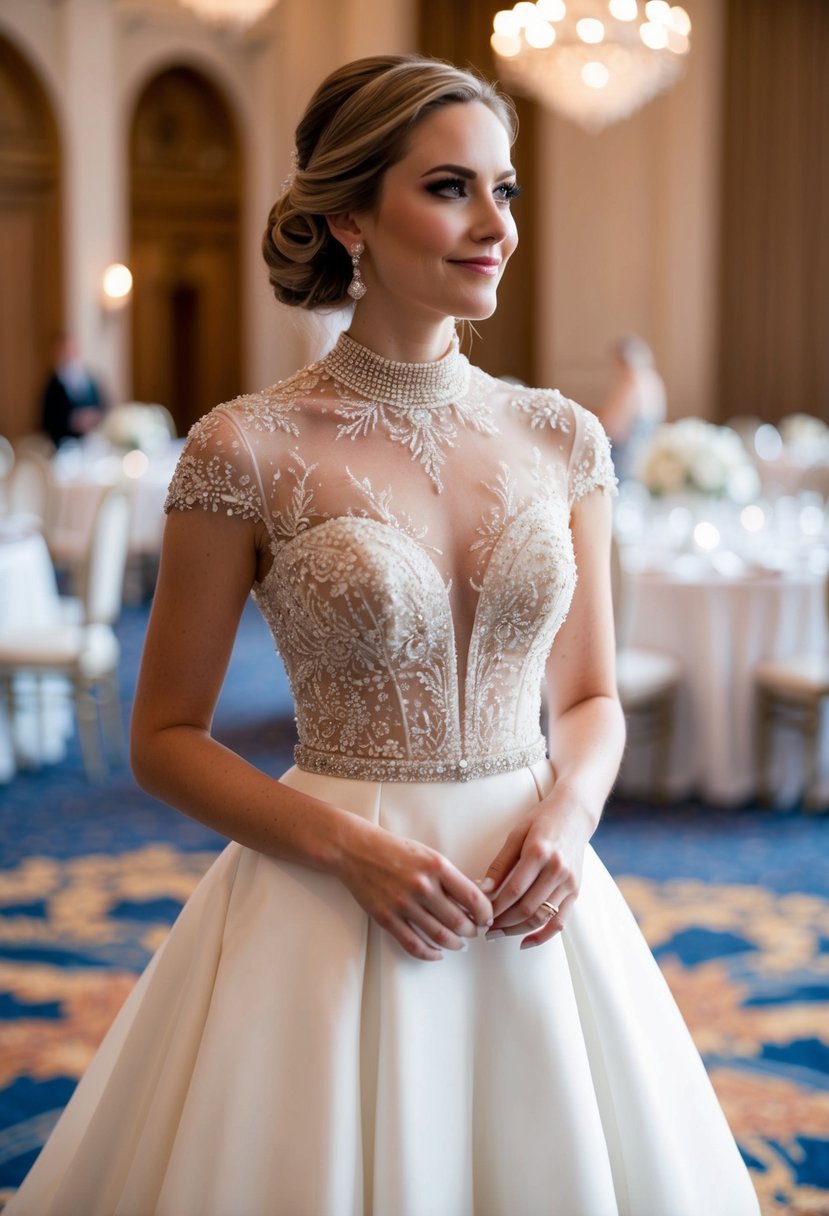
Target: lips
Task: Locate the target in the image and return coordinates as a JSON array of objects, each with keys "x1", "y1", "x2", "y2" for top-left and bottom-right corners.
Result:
[{"x1": 448, "y1": 257, "x2": 501, "y2": 276}]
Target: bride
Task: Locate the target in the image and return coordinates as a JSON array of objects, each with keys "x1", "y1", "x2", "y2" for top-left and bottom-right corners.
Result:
[{"x1": 7, "y1": 54, "x2": 759, "y2": 1216}]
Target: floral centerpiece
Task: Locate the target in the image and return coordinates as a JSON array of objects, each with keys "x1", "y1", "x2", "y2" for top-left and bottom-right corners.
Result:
[
  {"x1": 778, "y1": 413, "x2": 829, "y2": 447},
  {"x1": 637, "y1": 418, "x2": 760, "y2": 501},
  {"x1": 101, "y1": 403, "x2": 174, "y2": 454}
]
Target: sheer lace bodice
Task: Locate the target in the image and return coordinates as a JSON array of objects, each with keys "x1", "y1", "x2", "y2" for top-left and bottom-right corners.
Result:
[{"x1": 165, "y1": 332, "x2": 616, "y2": 781}]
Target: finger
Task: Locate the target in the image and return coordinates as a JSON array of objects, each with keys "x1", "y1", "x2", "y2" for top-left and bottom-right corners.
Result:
[
  {"x1": 489, "y1": 844, "x2": 570, "y2": 920},
  {"x1": 478, "y1": 830, "x2": 524, "y2": 899},
  {"x1": 489, "y1": 874, "x2": 555, "y2": 930},
  {"x1": 407, "y1": 910, "x2": 468, "y2": 953},
  {"x1": 392, "y1": 918, "x2": 444, "y2": 962},
  {"x1": 519, "y1": 893, "x2": 575, "y2": 950},
  {"x1": 440, "y1": 863, "x2": 494, "y2": 928}
]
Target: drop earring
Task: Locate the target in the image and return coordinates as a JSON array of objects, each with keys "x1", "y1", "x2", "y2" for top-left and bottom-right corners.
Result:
[{"x1": 347, "y1": 242, "x2": 367, "y2": 300}]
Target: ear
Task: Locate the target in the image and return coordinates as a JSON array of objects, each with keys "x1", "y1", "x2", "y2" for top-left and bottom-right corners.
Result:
[{"x1": 326, "y1": 212, "x2": 364, "y2": 254}]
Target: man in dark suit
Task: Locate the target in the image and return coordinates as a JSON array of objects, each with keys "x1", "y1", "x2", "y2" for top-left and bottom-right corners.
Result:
[{"x1": 40, "y1": 334, "x2": 106, "y2": 446}]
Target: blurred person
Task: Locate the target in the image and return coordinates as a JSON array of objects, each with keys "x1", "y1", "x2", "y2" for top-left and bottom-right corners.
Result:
[
  {"x1": 600, "y1": 334, "x2": 666, "y2": 480},
  {"x1": 40, "y1": 333, "x2": 106, "y2": 446}
]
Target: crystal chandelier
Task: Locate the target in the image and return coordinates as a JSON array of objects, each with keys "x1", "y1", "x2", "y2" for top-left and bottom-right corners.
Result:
[
  {"x1": 491, "y1": 0, "x2": 691, "y2": 132},
  {"x1": 177, "y1": 0, "x2": 278, "y2": 28}
]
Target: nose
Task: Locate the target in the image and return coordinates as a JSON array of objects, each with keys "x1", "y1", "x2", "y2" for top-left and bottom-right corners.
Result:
[{"x1": 470, "y1": 192, "x2": 513, "y2": 246}]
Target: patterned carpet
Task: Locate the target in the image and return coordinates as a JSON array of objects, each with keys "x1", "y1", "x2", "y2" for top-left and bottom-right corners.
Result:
[{"x1": 0, "y1": 602, "x2": 827, "y2": 1215}]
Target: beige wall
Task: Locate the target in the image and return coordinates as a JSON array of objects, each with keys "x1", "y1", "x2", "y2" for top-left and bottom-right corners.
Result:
[{"x1": 534, "y1": 0, "x2": 723, "y2": 421}]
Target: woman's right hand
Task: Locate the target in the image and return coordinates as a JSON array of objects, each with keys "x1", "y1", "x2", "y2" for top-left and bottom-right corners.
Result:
[{"x1": 335, "y1": 823, "x2": 493, "y2": 961}]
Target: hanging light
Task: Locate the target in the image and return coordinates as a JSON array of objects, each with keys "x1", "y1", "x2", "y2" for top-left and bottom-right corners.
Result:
[
  {"x1": 177, "y1": 0, "x2": 279, "y2": 29},
  {"x1": 491, "y1": 1, "x2": 691, "y2": 132}
]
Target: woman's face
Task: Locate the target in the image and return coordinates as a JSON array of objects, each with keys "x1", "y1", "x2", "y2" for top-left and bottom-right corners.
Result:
[{"x1": 355, "y1": 101, "x2": 519, "y2": 325}]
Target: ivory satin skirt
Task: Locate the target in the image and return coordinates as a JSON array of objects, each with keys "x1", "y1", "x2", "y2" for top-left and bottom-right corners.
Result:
[{"x1": 6, "y1": 761, "x2": 759, "y2": 1216}]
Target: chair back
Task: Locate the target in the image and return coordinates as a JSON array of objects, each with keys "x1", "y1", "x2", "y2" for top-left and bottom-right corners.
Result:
[
  {"x1": 82, "y1": 485, "x2": 133, "y2": 625},
  {"x1": 7, "y1": 450, "x2": 52, "y2": 524}
]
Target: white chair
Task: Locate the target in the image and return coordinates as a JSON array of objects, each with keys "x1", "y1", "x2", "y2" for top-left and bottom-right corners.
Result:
[
  {"x1": 0, "y1": 485, "x2": 132, "y2": 781},
  {"x1": 6, "y1": 448, "x2": 52, "y2": 527},
  {"x1": 755, "y1": 578, "x2": 829, "y2": 810},
  {"x1": 612, "y1": 536, "x2": 683, "y2": 802}
]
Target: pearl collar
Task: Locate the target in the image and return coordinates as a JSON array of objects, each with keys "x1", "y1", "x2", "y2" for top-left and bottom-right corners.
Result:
[{"x1": 323, "y1": 331, "x2": 471, "y2": 410}]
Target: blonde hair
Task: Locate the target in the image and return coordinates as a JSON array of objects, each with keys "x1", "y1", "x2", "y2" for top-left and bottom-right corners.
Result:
[{"x1": 262, "y1": 55, "x2": 517, "y2": 310}]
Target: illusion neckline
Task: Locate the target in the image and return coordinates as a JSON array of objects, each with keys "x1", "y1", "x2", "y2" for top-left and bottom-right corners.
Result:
[{"x1": 322, "y1": 331, "x2": 471, "y2": 410}]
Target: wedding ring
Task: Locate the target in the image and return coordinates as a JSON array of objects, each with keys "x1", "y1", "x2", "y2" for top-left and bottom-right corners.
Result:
[{"x1": 540, "y1": 900, "x2": 559, "y2": 919}]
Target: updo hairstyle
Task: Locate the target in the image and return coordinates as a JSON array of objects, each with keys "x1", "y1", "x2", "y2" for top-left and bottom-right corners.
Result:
[{"x1": 262, "y1": 55, "x2": 517, "y2": 310}]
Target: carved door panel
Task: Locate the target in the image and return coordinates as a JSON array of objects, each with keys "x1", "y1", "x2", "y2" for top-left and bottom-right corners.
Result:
[
  {"x1": 0, "y1": 36, "x2": 62, "y2": 440},
  {"x1": 130, "y1": 67, "x2": 241, "y2": 434}
]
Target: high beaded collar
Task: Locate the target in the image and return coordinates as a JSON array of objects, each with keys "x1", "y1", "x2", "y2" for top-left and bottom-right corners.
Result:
[{"x1": 323, "y1": 331, "x2": 471, "y2": 410}]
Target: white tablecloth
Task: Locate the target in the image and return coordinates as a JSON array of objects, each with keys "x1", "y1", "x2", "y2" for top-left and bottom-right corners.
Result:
[
  {"x1": 616, "y1": 554, "x2": 828, "y2": 804},
  {"x1": 49, "y1": 440, "x2": 183, "y2": 557},
  {"x1": 0, "y1": 521, "x2": 71, "y2": 780}
]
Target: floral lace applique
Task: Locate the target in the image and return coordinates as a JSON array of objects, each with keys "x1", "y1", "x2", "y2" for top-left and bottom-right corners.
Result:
[
  {"x1": 345, "y1": 470, "x2": 439, "y2": 553},
  {"x1": 270, "y1": 452, "x2": 322, "y2": 545},
  {"x1": 568, "y1": 408, "x2": 619, "y2": 502},
  {"x1": 333, "y1": 391, "x2": 498, "y2": 494},
  {"x1": 221, "y1": 388, "x2": 302, "y2": 437},
  {"x1": 469, "y1": 462, "x2": 519, "y2": 591},
  {"x1": 515, "y1": 387, "x2": 573, "y2": 434},
  {"x1": 164, "y1": 411, "x2": 263, "y2": 520}
]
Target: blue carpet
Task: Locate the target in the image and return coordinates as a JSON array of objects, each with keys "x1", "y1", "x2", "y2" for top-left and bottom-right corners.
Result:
[{"x1": 0, "y1": 598, "x2": 827, "y2": 1215}]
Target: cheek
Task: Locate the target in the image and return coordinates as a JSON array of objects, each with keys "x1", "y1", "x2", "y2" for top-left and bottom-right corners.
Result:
[{"x1": 503, "y1": 216, "x2": 519, "y2": 261}]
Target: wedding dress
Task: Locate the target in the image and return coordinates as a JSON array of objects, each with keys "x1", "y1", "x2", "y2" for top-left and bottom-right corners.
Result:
[{"x1": 7, "y1": 333, "x2": 759, "y2": 1216}]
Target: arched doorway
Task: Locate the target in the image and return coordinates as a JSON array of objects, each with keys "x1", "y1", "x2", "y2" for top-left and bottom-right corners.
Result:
[
  {"x1": 130, "y1": 66, "x2": 242, "y2": 434},
  {"x1": 0, "y1": 36, "x2": 62, "y2": 440}
]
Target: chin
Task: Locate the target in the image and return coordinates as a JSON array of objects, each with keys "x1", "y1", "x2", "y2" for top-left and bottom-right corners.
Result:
[{"x1": 456, "y1": 297, "x2": 500, "y2": 322}]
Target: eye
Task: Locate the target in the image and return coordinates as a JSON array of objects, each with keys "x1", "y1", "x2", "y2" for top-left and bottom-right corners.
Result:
[
  {"x1": 425, "y1": 177, "x2": 468, "y2": 198},
  {"x1": 495, "y1": 181, "x2": 523, "y2": 204}
]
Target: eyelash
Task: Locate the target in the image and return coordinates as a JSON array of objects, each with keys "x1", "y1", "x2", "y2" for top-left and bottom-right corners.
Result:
[{"x1": 425, "y1": 178, "x2": 523, "y2": 203}]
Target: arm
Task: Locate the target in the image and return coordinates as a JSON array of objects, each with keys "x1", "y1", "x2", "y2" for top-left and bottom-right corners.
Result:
[
  {"x1": 131, "y1": 506, "x2": 492, "y2": 960},
  {"x1": 480, "y1": 489, "x2": 625, "y2": 947},
  {"x1": 598, "y1": 371, "x2": 638, "y2": 445}
]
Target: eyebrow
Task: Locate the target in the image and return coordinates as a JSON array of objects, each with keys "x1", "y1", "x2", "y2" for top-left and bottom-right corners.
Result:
[{"x1": 420, "y1": 163, "x2": 516, "y2": 180}]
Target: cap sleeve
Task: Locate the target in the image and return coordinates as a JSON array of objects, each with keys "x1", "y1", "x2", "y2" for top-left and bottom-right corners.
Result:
[
  {"x1": 567, "y1": 403, "x2": 618, "y2": 505},
  {"x1": 164, "y1": 407, "x2": 266, "y2": 523}
]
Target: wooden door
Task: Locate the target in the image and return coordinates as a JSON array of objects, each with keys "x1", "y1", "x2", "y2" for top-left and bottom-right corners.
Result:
[
  {"x1": 130, "y1": 67, "x2": 242, "y2": 434},
  {"x1": 0, "y1": 36, "x2": 62, "y2": 440}
]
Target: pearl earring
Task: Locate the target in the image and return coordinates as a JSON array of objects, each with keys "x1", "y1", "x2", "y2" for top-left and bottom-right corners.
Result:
[{"x1": 347, "y1": 242, "x2": 367, "y2": 300}]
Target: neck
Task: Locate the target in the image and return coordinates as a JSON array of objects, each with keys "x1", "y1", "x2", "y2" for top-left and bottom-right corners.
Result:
[{"x1": 345, "y1": 311, "x2": 457, "y2": 365}]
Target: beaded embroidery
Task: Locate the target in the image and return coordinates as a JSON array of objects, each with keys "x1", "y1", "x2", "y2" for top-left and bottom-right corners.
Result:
[
  {"x1": 327, "y1": 336, "x2": 497, "y2": 492},
  {"x1": 164, "y1": 332, "x2": 617, "y2": 783}
]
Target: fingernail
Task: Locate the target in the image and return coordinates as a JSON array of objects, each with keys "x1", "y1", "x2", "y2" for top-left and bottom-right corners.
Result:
[
  {"x1": 486, "y1": 929, "x2": 505, "y2": 940},
  {"x1": 520, "y1": 939, "x2": 539, "y2": 950},
  {"x1": 478, "y1": 877, "x2": 496, "y2": 894}
]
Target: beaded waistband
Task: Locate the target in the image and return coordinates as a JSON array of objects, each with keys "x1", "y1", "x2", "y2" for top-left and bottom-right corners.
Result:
[{"x1": 294, "y1": 739, "x2": 547, "y2": 784}]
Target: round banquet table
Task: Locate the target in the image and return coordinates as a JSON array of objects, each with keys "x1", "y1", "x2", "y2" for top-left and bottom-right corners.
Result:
[
  {"x1": 0, "y1": 519, "x2": 71, "y2": 780},
  {"x1": 49, "y1": 439, "x2": 184, "y2": 558},
  {"x1": 615, "y1": 550, "x2": 828, "y2": 805}
]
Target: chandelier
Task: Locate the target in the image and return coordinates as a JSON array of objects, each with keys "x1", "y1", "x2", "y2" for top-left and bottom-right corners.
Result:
[
  {"x1": 177, "y1": 0, "x2": 278, "y2": 28},
  {"x1": 491, "y1": 0, "x2": 691, "y2": 132}
]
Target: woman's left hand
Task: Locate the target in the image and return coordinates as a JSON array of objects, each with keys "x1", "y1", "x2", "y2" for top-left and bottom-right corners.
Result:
[{"x1": 479, "y1": 794, "x2": 594, "y2": 949}]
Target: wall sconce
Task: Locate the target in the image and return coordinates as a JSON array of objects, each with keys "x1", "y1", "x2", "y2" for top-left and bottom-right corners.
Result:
[{"x1": 101, "y1": 263, "x2": 133, "y2": 311}]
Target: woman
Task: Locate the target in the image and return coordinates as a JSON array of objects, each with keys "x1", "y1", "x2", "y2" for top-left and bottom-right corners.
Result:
[
  {"x1": 599, "y1": 334, "x2": 667, "y2": 481},
  {"x1": 8, "y1": 55, "x2": 758, "y2": 1216}
]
